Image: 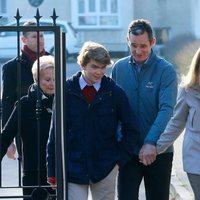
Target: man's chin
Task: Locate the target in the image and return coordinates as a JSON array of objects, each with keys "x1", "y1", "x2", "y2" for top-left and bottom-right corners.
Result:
[{"x1": 136, "y1": 59, "x2": 145, "y2": 64}]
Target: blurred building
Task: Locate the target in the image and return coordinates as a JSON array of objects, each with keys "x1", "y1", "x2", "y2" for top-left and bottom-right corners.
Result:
[{"x1": 0, "y1": 0, "x2": 200, "y2": 55}]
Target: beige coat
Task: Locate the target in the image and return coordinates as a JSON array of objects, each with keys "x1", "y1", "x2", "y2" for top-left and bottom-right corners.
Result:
[{"x1": 157, "y1": 85, "x2": 200, "y2": 175}]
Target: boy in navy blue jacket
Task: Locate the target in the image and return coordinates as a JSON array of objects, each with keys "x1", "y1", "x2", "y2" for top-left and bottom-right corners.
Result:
[{"x1": 47, "y1": 41, "x2": 138, "y2": 200}]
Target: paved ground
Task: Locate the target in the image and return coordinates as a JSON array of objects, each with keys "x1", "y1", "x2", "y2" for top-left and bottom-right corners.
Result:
[
  {"x1": 0, "y1": 156, "x2": 145, "y2": 199},
  {"x1": 170, "y1": 133, "x2": 194, "y2": 200},
  {"x1": 0, "y1": 132, "x2": 194, "y2": 200}
]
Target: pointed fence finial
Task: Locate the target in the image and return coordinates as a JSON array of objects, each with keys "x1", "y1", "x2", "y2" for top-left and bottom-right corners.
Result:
[
  {"x1": 51, "y1": 9, "x2": 58, "y2": 25},
  {"x1": 14, "y1": 9, "x2": 22, "y2": 25},
  {"x1": 34, "y1": 8, "x2": 42, "y2": 26}
]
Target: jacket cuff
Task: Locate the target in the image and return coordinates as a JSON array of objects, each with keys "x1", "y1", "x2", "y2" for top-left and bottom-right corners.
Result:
[
  {"x1": 143, "y1": 139, "x2": 157, "y2": 146},
  {"x1": 47, "y1": 177, "x2": 56, "y2": 184}
]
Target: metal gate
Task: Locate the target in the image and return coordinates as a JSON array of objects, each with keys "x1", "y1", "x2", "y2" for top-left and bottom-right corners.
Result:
[{"x1": 0, "y1": 9, "x2": 67, "y2": 200}]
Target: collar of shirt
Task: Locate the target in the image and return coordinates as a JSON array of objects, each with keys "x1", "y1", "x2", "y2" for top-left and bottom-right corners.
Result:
[{"x1": 79, "y1": 73, "x2": 101, "y2": 91}]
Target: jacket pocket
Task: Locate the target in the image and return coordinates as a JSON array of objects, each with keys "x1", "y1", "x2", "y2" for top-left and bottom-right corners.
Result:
[
  {"x1": 189, "y1": 108, "x2": 200, "y2": 131},
  {"x1": 189, "y1": 108, "x2": 195, "y2": 127},
  {"x1": 67, "y1": 151, "x2": 83, "y2": 179}
]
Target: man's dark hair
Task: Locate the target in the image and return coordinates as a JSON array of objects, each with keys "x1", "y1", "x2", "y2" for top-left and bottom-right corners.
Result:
[
  {"x1": 127, "y1": 19, "x2": 154, "y2": 42},
  {"x1": 22, "y1": 21, "x2": 37, "y2": 37}
]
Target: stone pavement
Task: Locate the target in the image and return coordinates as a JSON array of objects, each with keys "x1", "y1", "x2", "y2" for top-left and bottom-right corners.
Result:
[
  {"x1": 169, "y1": 133, "x2": 194, "y2": 200},
  {"x1": 0, "y1": 131, "x2": 194, "y2": 200}
]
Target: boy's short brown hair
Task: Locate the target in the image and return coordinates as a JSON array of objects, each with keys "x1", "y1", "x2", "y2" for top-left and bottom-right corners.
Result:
[{"x1": 77, "y1": 41, "x2": 111, "y2": 67}]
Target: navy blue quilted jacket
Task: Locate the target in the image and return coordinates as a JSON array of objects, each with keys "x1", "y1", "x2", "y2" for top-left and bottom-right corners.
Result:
[{"x1": 47, "y1": 72, "x2": 138, "y2": 184}]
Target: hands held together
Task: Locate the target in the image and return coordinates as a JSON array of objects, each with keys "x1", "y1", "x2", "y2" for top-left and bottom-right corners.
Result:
[{"x1": 139, "y1": 144, "x2": 157, "y2": 166}]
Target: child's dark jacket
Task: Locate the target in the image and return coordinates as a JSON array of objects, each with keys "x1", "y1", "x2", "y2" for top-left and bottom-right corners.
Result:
[{"x1": 47, "y1": 72, "x2": 138, "y2": 184}]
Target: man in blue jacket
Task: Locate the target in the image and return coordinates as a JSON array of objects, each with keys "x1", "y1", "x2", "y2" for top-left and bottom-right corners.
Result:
[
  {"x1": 47, "y1": 41, "x2": 138, "y2": 200},
  {"x1": 111, "y1": 19, "x2": 177, "y2": 200}
]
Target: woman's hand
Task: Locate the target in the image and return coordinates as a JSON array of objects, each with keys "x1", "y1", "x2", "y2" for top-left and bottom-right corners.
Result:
[{"x1": 6, "y1": 143, "x2": 16, "y2": 160}]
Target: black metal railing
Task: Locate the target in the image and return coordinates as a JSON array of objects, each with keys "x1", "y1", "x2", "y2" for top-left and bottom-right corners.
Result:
[{"x1": 0, "y1": 9, "x2": 67, "y2": 200}]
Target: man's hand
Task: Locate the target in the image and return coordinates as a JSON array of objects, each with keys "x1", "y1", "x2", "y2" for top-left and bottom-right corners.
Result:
[
  {"x1": 139, "y1": 144, "x2": 157, "y2": 166},
  {"x1": 6, "y1": 143, "x2": 16, "y2": 160}
]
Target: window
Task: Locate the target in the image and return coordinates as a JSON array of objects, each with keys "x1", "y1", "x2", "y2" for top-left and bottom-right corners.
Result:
[
  {"x1": 0, "y1": 0, "x2": 6, "y2": 14},
  {"x1": 72, "y1": 0, "x2": 119, "y2": 28},
  {"x1": 153, "y1": 27, "x2": 171, "y2": 56},
  {"x1": 154, "y1": 27, "x2": 171, "y2": 45}
]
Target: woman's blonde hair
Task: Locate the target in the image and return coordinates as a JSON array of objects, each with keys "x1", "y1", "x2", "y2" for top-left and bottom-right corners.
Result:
[
  {"x1": 32, "y1": 55, "x2": 54, "y2": 83},
  {"x1": 181, "y1": 48, "x2": 200, "y2": 88}
]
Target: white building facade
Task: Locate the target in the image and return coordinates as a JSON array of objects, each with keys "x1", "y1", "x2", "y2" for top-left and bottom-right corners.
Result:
[{"x1": 0, "y1": 0, "x2": 200, "y2": 55}]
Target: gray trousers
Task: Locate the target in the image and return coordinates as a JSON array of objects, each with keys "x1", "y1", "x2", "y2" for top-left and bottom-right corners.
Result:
[
  {"x1": 187, "y1": 173, "x2": 200, "y2": 200},
  {"x1": 68, "y1": 166, "x2": 118, "y2": 200}
]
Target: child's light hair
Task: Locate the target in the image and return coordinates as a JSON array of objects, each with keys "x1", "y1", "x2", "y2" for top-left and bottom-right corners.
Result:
[{"x1": 32, "y1": 55, "x2": 54, "y2": 83}]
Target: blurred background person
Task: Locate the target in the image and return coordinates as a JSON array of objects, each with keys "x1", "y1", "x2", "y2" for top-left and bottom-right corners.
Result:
[{"x1": 1, "y1": 20, "x2": 49, "y2": 160}]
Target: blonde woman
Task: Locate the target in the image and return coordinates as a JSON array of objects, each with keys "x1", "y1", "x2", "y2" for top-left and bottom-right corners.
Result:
[
  {"x1": 0, "y1": 55, "x2": 55, "y2": 199},
  {"x1": 156, "y1": 48, "x2": 200, "y2": 200}
]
